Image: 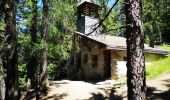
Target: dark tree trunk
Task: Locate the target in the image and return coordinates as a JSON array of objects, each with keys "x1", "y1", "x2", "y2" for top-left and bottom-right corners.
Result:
[
  {"x1": 125, "y1": 0, "x2": 146, "y2": 100},
  {"x1": 40, "y1": 0, "x2": 49, "y2": 89},
  {"x1": 148, "y1": 28, "x2": 154, "y2": 48},
  {"x1": 0, "y1": 56, "x2": 5, "y2": 100},
  {"x1": 4, "y1": 0, "x2": 19, "y2": 99},
  {"x1": 27, "y1": 0, "x2": 38, "y2": 89}
]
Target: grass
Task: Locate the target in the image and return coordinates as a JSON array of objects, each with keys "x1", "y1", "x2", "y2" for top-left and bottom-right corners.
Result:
[
  {"x1": 146, "y1": 44, "x2": 170, "y2": 79},
  {"x1": 159, "y1": 44, "x2": 170, "y2": 51}
]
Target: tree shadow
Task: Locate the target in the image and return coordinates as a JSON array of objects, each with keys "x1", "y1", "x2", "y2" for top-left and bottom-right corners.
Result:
[
  {"x1": 147, "y1": 79, "x2": 170, "y2": 100},
  {"x1": 21, "y1": 89, "x2": 68, "y2": 100},
  {"x1": 89, "y1": 88, "x2": 124, "y2": 100},
  {"x1": 21, "y1": 90, "x2": 36, "y2": 100},
  {"x1": 89, "y1": 93, "x2": 106, "y2": 100},
  {"x1": 162, "y1": 79, "x2": 170, "y2": 88},
  {"x1": 108, "y1": 89, "x2": 124, "y2": 100},
  {"x1": 147, "y1": 87, "x2": 170, "y2": 100},
  {"x1": 41, "y1": 93, "x2": 67, "y2": 100},
  {"x1": 21, "y1": 79, "x2": 126, "y2": 100}
]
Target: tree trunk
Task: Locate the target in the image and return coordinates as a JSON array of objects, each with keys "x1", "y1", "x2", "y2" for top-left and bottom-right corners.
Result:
[
  {"x1": 40, "y1": 0, "x2": 49, "y2": 89},
  {"x1": 27, "y1": 0, "x2": 38, "y2": 89},
  {"x1": 0, "y1": 56, "x2": 5, "y2": 100},
  {"x1": 125, "y1": 0, "x2": 146, "y2": 100},
  {"x1": 4, "y1": 0, "x2": 19, "y2": 99}
]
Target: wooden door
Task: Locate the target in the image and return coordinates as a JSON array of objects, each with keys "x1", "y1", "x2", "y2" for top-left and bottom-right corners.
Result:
[{"x1": 103, "y1": 50, "x2": 111, "y2": 78}]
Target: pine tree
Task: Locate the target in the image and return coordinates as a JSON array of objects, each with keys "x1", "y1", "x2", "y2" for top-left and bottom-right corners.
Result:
[
  {"x1": 4, "y1": 0, "x2": 19, "y2": 99},
  {"x1": 125, "y1": 0, "x2": 146, "y2": 99},
  {"x1": 40, "y1": 0, "x2": 49, "y2": 89},
  {"x1": 0, "y1": 56, "x2": 5, "y2": 100},
  {"x1": 26, "y1": 0, "x2": 38, "y2": 89}
]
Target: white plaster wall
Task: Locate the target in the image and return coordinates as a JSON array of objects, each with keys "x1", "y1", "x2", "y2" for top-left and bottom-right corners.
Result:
[
  {"x1": 77, "y1": 16, "x2": 100, "y2": 35},
  {"x1": 116, "y1": 61, "x2": 126, "y2": 78},
  {"x1": 85, "y1": 16, "x2": 100, "y2": 35},
  {"x1": 116, "y1": 61, "x2": 152, "y2": 78}
]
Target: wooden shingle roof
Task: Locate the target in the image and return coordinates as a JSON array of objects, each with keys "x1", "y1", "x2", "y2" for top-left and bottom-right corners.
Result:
[{"x1": 74, "y1": 31, "x2": 170, "y2": 55}]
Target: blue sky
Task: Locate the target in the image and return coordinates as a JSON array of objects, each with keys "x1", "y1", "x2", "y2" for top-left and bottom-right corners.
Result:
[
  {"x1": 38, "y1": 0, "x2": 42, "y2": 6},
  {"x1": 38, "y1": 0, "x2": 116, "y2": 7},
  {"x1": 108, "y1": 0, "x2": 116, "y2": 7},
  {"x1": 37, "y1": 0, "x2": 116, "y2": 8}
]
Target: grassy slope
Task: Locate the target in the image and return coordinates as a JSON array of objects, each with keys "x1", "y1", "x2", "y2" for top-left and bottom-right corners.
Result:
[{"x1": 146, "y1": 44, "x2": 170, "y2": 79}]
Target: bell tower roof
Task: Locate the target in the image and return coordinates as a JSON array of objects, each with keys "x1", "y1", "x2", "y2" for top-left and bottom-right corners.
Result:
[{"x1": 77, "y1": 0, "x2": 99, "y2": 7}]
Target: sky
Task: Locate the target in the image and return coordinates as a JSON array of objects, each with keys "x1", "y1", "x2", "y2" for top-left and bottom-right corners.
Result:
[
  {"x1": 37, "y1": 0, "x2": 116, "y2": 7},
  {"x1": 38, "y1": 0, "x2": 42, "y2": 7},
  {"x1": 108, "y1": 0, "x2": 116, "y2": 7}
]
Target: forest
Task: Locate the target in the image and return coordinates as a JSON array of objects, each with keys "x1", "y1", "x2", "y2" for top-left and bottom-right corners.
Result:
[{"x1": 0, "y1": 0, "x2": 170, "y2": 100}]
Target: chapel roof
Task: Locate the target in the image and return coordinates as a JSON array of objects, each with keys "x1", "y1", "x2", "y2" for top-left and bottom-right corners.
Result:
[{"x1": 74, "y1": 31, "x2": 170, "y2": 55}]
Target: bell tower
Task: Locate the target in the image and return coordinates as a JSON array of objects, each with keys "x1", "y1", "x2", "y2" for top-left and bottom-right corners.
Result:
[{"x1": 77, "y1": 0, "x2": 100, "y2": 35}]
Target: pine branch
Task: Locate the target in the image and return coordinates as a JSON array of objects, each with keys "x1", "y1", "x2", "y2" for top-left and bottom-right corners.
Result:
[
  {"x1": 103, "y1": 26, "x2": 126, "y2": 33},
  {"x1": 0, "y1": 34, "x2": 10, "y2": 52},
  {"x1": 0, "y1": 30, "x2": 5, "y2": 33},
  {"x1": 86, "y1": 0, "x2": 120, "y2": 36}
]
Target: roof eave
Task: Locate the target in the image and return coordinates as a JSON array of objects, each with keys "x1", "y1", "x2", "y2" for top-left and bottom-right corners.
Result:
[
  {"x1": 107, "y1": 45, "x2": 170, "y2": 55},
  {"x1": 106, "y1": 46, "x2": 126, "y2": 51},
  {"x1": 73, "y1": 31, "x2": 169, "y2": 55},
  {"x1": 74, "y1": 31, "x2": 106, "y2": 47}
]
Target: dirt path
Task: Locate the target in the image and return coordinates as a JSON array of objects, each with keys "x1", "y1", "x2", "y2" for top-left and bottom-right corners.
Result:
[
  {"x1": 22, "y1": 73, "x2": 170, "y2": 100},
  {"x1": 146, "y1": 73, "x2": 170, "y2": 100}
]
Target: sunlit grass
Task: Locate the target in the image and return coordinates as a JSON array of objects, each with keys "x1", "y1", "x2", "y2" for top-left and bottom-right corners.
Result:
[
  {"x1": 146, "y1": 44, "x2": 170, "y2": 79},
  {"x1": 159, "y1": 44, "x2": 170, "y2": 51},
  {"x1": 146, "y1": 56, "x2": 170, "y2": 79}
]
